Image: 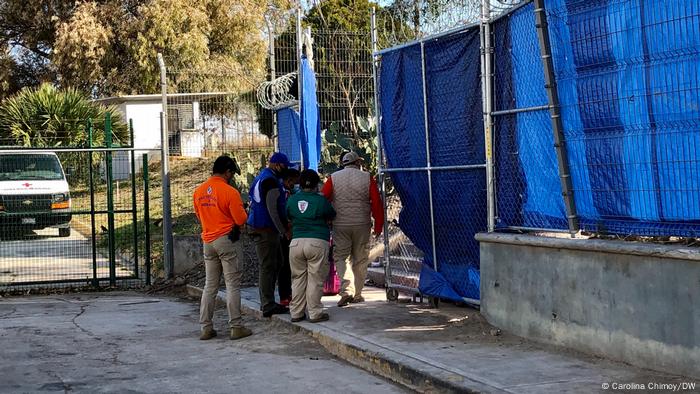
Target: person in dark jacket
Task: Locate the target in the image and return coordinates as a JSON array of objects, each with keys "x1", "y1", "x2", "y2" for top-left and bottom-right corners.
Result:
[
  {"x1": 286, "y1": 169, "x2": 336, "y2": 323},
  {"x1": 247, "y1": 152, "x2": 291, "y2": 317}
]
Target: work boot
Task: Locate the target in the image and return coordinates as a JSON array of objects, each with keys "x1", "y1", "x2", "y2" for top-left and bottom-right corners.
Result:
[
  {"x1": 309, "y1": 313, "x2": 330, "y2": 323},
  {"x1": 337, "y1": 294, "x2": 353, "y2": 307},
  {"x1": 291, "y1": 314, "x2": 306, "y2": 323},
  {"x1": 200, "y1": 327, "x2": 217, "y2": 340},
  {"x1": 351, "y1": 295, "x2": 365, "y2": 304},
  {"x1": 262, "y1": 303, "x2": 290, "y2": 318},
  {"x1": 230, "y1": 326, "x2": 252, "y2": 340}
]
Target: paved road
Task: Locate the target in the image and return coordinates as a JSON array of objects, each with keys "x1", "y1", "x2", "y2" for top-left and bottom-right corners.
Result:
[
  {"x1": 0, "y1": 293, "x2": 408, "y2": 394},
  {"x1": 0, "y1": 227, "x2": 132, "y2": 286}
]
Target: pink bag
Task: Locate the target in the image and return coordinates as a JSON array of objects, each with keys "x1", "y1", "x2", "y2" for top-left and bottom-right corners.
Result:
[{"x1": 323, "y1": 237, "x2": 340, "y2": 296}]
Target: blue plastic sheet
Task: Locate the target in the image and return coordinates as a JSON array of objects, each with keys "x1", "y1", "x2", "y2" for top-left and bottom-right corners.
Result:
[
  {"x1": 378, "y1": 0, "x2": 700, "y2": 301},
  {"x1": 299, "y1": 58, "x2": 322, "y2": 171},
  {"x1": 379, "y1": 29, "x2": 483, "y2": 301},
  {"x1": 493, "y1": 4, "x2": 568, "y2": 230},
  {"x1": 546, "y1": 0, "x2": 700, "y2": 235},
  {"x1": 277, "y1": 108, "x2": 302, "y2": 167},
  {"x1": 277, "y1": 57, "x2": 322, "y2": 170}
]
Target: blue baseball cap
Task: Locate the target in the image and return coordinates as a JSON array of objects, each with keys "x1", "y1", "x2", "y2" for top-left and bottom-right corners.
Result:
[{"x1": 269, "y1": 152, "x2": 291, "y2": 167}]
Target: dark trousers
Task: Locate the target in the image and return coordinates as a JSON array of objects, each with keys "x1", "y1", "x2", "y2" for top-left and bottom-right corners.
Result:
[
  {"x1": 251, "y1": 230, "x2": 283, "y2": 312},
  {"x1": 278, "y1": 236, "x2": 292, "y2": 301}
]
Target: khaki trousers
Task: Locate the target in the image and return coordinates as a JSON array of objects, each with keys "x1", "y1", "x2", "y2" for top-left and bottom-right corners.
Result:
[
  {"x1": 200, "y1": 235, "x2": 243, "y2": 330},
  {"x1": 289, "y1": 238, "x2": 330, "y2": 320},
  {"x1": 332, "y1": 225, "x2": 371, "y2": 298}
]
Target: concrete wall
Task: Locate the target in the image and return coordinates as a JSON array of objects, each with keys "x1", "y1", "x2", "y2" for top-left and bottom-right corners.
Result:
[
  {"x1": 476, "y1": 233, "x2": 700, "y2": 378},
  {"x1": 173, "y1": 235, "x2": 203, "y2": 275}
]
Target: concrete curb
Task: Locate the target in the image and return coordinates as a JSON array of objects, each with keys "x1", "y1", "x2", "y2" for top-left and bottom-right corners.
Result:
[{"x1": 186, "y1": 284, "x2": 506, "y2": 394}]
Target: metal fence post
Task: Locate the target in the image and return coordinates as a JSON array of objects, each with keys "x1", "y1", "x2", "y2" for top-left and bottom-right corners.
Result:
[
  {"x1": 88, "y1": 119, "x2": 98, "y2": 287},
  {"x1": 142, "y1": 154, "x2": 151, "y2": 286},
  {"x1": 129, "y1": 119, "x2": 138, "y2": 279},
  {"x1": 371, "y1": 8, "x2": 392, "y2": 291},
  {"x1": 481, "y1": 0, "x2": 496, "y2": 232},
  {"x1": 420, "y1": 42, "x2": 439, "y2": 273},
  {"x1": 296, "y1": 8, "x2": 305, "y2": 168},
  {"x1": 533, "y1": 0, "x2": 579, "y2": 236},
  {"x1": 267, "y1": 16, "x2": 278, "y2": 151},
  {"x1": 157, "y1": 53, "x2": 175, "y2": 278},
  {"x1": 105, "y1": 113, "x2": 116, "y2": 286}
]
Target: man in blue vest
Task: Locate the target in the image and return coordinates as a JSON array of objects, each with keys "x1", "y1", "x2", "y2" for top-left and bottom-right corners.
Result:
[{"x1": 247, "y1": 152, "x2": 291, "y2": 317}]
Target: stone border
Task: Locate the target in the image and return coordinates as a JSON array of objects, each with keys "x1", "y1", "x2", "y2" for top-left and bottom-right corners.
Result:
[{"x1": 475, "y1": 232, "x2": 700, "y2": 262}]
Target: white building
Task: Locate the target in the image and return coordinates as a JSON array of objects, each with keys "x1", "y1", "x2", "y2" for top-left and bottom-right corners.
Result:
[{"x1": 95, "y1": 93, "x2": 271, "y2": 162}]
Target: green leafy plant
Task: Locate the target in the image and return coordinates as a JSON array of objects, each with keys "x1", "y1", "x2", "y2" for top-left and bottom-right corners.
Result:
[
  {"x1": 0, "y1": 83, "x2": 128, "y2": 147},
  {"x1": 320, "y1": 113, "x2": 378, "y2": 177},
  {"x1": 228, "y1": 150, "x2": 271, "y2": 202}
]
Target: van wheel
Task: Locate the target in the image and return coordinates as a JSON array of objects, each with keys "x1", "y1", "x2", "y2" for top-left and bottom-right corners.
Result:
[{"x1": 59, "y1": 228, "x2": 71, "y2": 237}]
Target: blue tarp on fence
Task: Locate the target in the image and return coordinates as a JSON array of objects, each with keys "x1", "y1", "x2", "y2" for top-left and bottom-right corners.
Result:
[
  {"x1": 379, "y1": 29, "x2": 484, "y2": 301},
  {"x1": 378, "y1": 0, "x2": 700, "y2": 300},
  {"x1": 277, "y1": 108, "x2": 302, "y2": 167},
  {"x1": 277, "y1": 57, "x2": 322, "y2": 170},
  {"x1": 546, "y1": 0, "x2": 700, "y2": 235}
]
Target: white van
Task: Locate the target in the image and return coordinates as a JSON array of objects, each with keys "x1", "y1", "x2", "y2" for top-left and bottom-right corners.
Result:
[{"x1": 0, "y1": 152, "x2": 72, "y2": 237}]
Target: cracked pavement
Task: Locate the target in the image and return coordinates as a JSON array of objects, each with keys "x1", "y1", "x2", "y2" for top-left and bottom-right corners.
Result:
[{"x1": 0, "y1": 292, "x2": 408, "y2": 394}]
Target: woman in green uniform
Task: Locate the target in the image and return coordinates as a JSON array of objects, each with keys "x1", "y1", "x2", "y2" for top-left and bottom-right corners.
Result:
[{"x1": 286, "y1": 169, "x2": 336, "y2": 323}]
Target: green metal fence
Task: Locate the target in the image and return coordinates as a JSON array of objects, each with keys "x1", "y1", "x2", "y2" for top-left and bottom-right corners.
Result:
[{"x1": 0, "y1": 115, "x2": 159, "y2": 292}]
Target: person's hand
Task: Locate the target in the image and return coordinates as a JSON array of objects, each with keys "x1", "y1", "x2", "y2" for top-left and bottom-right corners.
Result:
[{"x1": 285, "y1": 230, "x2": 292, "y2": 240}]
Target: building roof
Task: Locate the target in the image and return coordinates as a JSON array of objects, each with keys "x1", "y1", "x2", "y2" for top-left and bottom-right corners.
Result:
[{"x1": 94, "y1": 92, "x2": 237, "y2": 105}]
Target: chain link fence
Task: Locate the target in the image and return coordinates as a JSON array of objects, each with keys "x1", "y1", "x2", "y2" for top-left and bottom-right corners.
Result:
[
  {"x1": 492, "y1": 2, "x2": 569, "y2": 232},
  {"x1": 376, "y1": 25, "x2": 486, "y2": 302},
  {"x1": 0, "y1": 116, "x2": 159, "y2": 292},
  {"x1": 546, "y1": 0, "x2": 700, "y2": 238},
  {"x1": 161, "y1": 58, "x2": 275, "y2": 249}
]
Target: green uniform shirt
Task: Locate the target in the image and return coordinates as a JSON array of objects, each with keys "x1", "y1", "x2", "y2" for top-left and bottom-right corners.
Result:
[{"x1": 286, "y1": 191, "x2": 336, "y2": 241}]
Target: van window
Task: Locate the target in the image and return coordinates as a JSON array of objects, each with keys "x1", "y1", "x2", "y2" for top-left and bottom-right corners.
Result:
[{"x1": 0, "y1": 155, "x2": 64, "y2": 181}]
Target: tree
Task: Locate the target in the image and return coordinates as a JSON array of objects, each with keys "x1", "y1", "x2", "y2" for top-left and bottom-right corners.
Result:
[
  {"x1": 53, "y1": 2, "x2": 112, "y2": 93},
  {"x1": 0, "y1": 83, "x2": 128, "y2": 147},
  {"x1": 0, "y1": 0, "x2": 82, "y2": 98},
  {"x1": 1, "y1": 0, "x2": 289, "y2": 98},
  {"x1": 298, "y1": 0, "x2": 379, "y2": 140}
]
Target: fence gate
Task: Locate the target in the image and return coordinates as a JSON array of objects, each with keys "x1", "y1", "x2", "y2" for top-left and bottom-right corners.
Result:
[
  {"x1": 0, "y1": 120, "x2": 156, "y2": 293},
  {"x1": 374, "y1": 26, "x2": 487, "y2": 306}
]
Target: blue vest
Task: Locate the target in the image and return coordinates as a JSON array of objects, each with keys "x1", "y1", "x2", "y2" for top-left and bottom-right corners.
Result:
[{"x1": 246, "y1": 168, "x2": 287, "y2": 230}]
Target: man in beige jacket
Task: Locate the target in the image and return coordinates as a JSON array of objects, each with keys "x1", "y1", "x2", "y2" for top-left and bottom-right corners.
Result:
[{"x1": 321, "y1": 152, "x2": 384, "y2": 307}]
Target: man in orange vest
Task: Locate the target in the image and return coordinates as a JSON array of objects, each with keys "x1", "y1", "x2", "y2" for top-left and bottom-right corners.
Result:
[{"x1": 193, "y1": 155, "x2": 251, "y2": 341}]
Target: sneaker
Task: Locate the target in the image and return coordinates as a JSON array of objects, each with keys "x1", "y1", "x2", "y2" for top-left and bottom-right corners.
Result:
[
  {"x1": 230, "y1": 326, "x2": 252, "y2": 340},
  {"x1": 263, "y1": 304, "x2": 290, "y2": 318},
  {"x1": 199, "y1": 327, "x2": 217, "y2": 340},
  {"x1": 279, "y1": 298, "x2": 291, "y2": 307},
  {"x1": 291, "y1": 314, "x2": 306, "y2": 323},
  {"x1": 337, "y1": 295, "x2": 353, "y2": 307},
  {"x1": 309, "y1": 313, "x2": 330, "y2": 323},
  {"x1": 351, "y1": 295, "x2": 365, "y2": 304}
]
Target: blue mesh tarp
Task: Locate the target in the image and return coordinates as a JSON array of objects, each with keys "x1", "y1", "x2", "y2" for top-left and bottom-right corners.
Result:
[
  {"x1": 379, "y1": 29, "x2": 484, "y2": 301},
  {"x1": 493, "y1": 3, "x2": 568, "y2": 230},
  {"x1": 277, "y1": 57, "x2": 322, "y2": 170},
  {"x1": 379, "y1": 0, "x2": 700, "y2": 301},
  {"x1": 546, "y1": 0, "x2": 700, "y2": 235},
  {"x1": 277, "y1": 108, "x2": 302, "y2": 167},
  {"x1": 300, "y1": 57, "x2": 322, "y2": 171}
]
